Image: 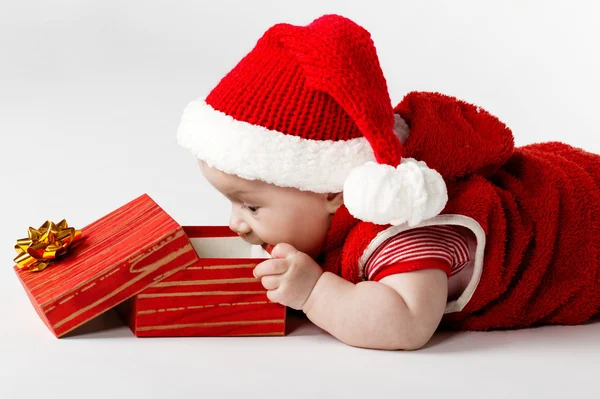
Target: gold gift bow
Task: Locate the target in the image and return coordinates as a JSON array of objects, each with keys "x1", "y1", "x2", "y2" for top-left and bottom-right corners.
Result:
[{"x1": 14, "y1": 220, "x2": 82, "y2": 272}]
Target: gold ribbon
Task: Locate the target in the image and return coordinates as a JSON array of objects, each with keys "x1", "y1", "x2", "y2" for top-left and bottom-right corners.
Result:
[{"x1": 14, "y1": 220, "x2": 82, "y2": 272}]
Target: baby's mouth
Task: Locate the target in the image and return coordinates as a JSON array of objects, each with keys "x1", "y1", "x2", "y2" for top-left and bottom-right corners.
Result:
[{"x1": 261, "y1": 243, "x2": 275, "y2": 255}]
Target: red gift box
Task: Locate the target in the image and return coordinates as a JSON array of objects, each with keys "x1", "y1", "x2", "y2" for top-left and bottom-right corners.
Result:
[
  {"x1": 116, "y1": 226, "x2": 287, "y2": 337},
  {"x1": 13, "y1": 194, "x2": 286, "y2": 338},
  {"x1": 13, "y1": 194, "x2": 200, "y2": 337}
]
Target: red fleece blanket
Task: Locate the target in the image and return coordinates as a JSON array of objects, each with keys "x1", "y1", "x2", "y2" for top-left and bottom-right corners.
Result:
[{"x1": 395, "y1": 92, "x2": 600, "y2": 330}]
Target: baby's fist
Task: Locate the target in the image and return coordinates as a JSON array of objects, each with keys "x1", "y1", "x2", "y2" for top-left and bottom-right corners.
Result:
[{"x1": 253, "y1": 243, "x2": 323, "y2": 310}]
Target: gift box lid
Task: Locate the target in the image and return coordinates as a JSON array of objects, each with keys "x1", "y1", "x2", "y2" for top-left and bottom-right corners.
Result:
[{"x1": 13, "y1": 194, "x2": 200, "y2": 337}]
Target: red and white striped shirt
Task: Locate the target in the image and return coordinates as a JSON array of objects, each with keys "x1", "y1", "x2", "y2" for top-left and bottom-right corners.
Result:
[{"x1": 365, "y1": 225, "x2": 471, "y2": 282}]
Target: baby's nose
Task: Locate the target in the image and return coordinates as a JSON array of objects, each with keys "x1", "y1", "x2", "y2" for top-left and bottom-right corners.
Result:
[{"x1": 229, "y1": 213, "x2": 251, "y2": 235}]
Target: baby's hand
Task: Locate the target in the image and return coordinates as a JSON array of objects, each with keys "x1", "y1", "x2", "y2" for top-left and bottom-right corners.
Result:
[{"x1": 253, "y1": 243, "x2": 323, "y2": 310}]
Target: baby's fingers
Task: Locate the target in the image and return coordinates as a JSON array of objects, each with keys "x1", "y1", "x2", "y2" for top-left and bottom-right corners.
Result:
[
  {"x1": 253, "y1": 259, "x2": 289, "y2": 278},
  {"x1": 260, "y1": 275, "x2": 281, "y2": 290}
]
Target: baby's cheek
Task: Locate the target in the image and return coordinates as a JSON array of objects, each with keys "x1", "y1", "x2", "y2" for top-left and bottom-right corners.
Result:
[
  {"x1": 265, "y1": 205, "x2": 326, "y2": 256},
  {"x1": 295, "y1": 221, "x2": 329, "y2": 258}
]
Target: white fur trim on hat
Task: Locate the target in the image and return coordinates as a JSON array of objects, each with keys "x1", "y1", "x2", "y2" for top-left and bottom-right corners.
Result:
[
  {"x1": 177, "y1": 98, "x2": 376, "y2": 193},
  {"x1": 343, "y1": 159, "x2": 448, "y2": 226}
]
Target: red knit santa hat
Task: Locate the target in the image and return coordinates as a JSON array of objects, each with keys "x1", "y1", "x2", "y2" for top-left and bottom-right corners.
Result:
[{"x1": 177, "y1": 14, "x2": 447, "y2": 227}]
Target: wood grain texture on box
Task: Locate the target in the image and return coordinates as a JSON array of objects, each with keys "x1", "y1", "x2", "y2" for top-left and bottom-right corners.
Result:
[
  {"x1": 13, "y1": 194, "x2": 200, "y2": 337},
  {"x1": 118, "y1": 226, "x2": 286, "y2": 337}
]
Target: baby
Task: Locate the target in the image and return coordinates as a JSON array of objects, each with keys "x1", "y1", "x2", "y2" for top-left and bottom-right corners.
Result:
[
  {"x1": 197, "y1": 159, "x2": 453, "y2": 350},
  {"x1": 177, "y1": 14, "x2": 600, "y2": 349},
  {"x1": 176, "y1": 14, "x2": 471, "y2": 351}
]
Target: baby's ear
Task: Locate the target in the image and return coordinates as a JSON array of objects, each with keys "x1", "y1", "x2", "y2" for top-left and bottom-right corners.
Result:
[{"x1": 325, "y1": 192, "x2": 344, "y2": 214}]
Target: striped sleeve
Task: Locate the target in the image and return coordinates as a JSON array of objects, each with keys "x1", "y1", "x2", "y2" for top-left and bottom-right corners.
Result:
[{"x1": 365, "y1": 225, "x2": 471, "y2": 282}]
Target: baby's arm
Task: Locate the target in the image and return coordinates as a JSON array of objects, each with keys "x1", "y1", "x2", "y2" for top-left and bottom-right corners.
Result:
[{"x1": 302, "y1": 269, "x2": 448, "y2": 350}]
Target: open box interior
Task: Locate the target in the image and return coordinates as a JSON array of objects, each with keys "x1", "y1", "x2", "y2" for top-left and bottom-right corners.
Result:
[{"x1": 188, "y1": 236, "x2": 271, "y2": 259}]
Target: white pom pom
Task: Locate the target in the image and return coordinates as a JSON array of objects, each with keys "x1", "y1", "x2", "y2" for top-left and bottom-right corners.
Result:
[{"x1": 343, "y1": 158, "x2": 448, "y2": 227}]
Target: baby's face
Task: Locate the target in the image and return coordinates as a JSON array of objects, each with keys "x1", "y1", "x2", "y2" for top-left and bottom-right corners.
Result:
[{"x1": 199, "y1": 160, "x2": 343, "y2": 259}]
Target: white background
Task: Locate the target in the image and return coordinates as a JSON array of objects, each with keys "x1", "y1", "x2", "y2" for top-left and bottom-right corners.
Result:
[{"x1": 1, "y1": 1, "x2": 600, "y2": 398}]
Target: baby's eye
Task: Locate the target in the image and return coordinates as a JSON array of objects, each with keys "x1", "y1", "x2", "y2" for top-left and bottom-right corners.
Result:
[{"x1": 242, "y1": 205, "x2": 259, "y2": 214}]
